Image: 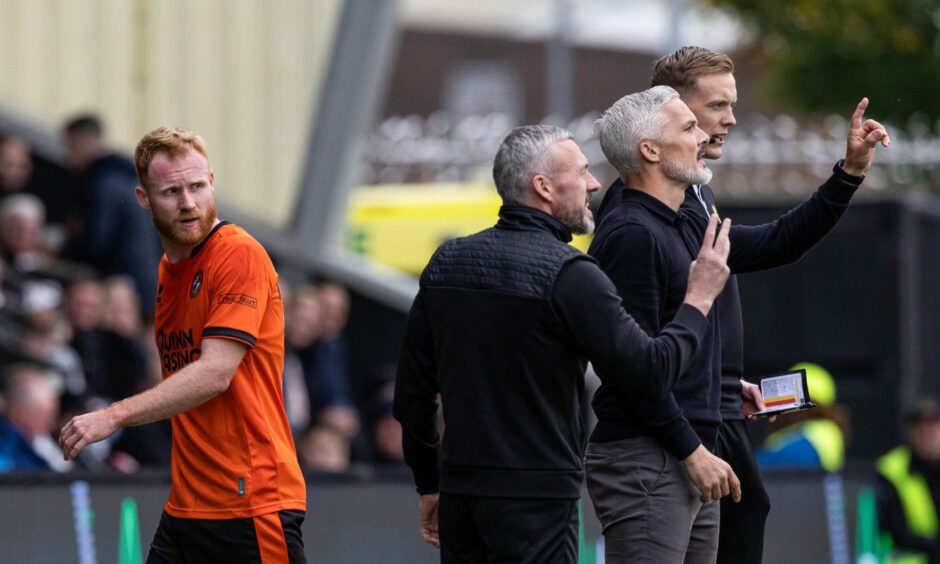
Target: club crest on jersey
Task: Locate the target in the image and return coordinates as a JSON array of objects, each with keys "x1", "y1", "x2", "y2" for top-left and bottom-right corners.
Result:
[{"x1": 190, "y1": 270, "x2": 204, "y2": 299}]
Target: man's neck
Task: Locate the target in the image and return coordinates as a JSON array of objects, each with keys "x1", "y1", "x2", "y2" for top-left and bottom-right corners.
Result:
[{"x1": 623, "y1": 172, "x2": 686, "y2": 211}]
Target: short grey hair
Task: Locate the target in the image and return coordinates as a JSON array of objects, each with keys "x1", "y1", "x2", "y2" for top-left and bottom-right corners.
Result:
[
  {"x1": 492, "y1": 125, "x2": 574, "y2": 206},
  {"x1": 596, "y1": 85, "x2": 679, "y2": 177},
  {"x1": 0, "y1": 193, "x2": 44, "y2": 224}
]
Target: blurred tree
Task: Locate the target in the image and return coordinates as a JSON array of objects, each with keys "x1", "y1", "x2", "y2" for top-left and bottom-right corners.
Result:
[{"x1": 703, "y1": 0, "x2": 940, "y2": 128}]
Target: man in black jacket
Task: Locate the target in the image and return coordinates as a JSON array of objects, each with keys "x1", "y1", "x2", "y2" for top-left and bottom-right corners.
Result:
[
  {"x1": 646, "y1": 46, "x2": 891, "y2": 564},
  {"x1": 588, "y1": 86, "x2": 742, "y2": 564},
  {"x1": 393, "y1": 124, "x2": 733, "y2": 563}
]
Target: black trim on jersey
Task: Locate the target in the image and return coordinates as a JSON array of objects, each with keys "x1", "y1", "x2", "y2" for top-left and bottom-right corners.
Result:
[
  {"x1": 203, "y1": 326, "x2": 257, "y2": 348},
  {"x1": 190, "y1": 220, "x2": 231, "y2": 258}
]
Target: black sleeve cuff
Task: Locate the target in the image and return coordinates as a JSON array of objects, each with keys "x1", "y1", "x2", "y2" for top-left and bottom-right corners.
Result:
[
  {"x1": 664, "y1": 422, "x2": 703, "y2": 461},
  {"x1": 833, "y1": 159, "x2": 866, "y2": 186},
  {"x1": 673, "y1": 304, "x2": 708, "y2": 336}
]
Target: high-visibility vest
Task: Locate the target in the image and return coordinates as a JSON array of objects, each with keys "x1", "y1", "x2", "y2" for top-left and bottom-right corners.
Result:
[
  {"x1": 876, "y1": 446, "x2": 938, "y2": 564},
  {"x1": 763, "y1": 419, "x2": 845, "y2": 473}
]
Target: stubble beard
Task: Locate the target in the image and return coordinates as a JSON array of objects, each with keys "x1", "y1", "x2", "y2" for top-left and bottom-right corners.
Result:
[{"x1": 557, "y1": 199, "x2": 595, "y2": 235}]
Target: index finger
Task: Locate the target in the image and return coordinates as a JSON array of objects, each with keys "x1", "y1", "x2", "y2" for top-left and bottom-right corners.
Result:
[{"x1": 850, "y1": 97, "x2": 869, "y2": 130}]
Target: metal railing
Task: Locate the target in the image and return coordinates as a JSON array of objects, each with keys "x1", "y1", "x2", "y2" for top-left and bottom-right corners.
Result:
[{"x1": 360, "y1": 111, "x2": 940, "y2": 197}]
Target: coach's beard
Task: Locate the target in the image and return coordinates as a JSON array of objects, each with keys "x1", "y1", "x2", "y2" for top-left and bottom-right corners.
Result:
[{"x1": 152, "y1": 202, "x2": 218, "y2": 247}]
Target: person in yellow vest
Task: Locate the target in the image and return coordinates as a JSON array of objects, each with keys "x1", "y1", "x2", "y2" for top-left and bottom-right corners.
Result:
[
  {"x1": 875, "y1": 397, "x2": 940, "y2": 564},
  {"x1": 755, "y1": 363, "x2": 849, "y2": 473}
]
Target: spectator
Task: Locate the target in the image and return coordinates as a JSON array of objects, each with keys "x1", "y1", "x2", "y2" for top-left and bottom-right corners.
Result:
[
  {"x1": 18, "y1": 282, "x2": 86, "y2": 402},
  {"x1": 283, "y1": 283, "x2": 360, "y2": 437},
  {"x1": 363, "y1": 380, "x2": 404, "y2": 466},
  {"x1": 0, "y1": 193, "x2": 48, "y2": 273},
  {"x1": 66, "y1": 277, "x2": 149, "y2": 403},
  {"x1": 875, "y1": 397, "x2": 940, "y2": 563},
  {"x1": 63, "y1": 114, "x2": 162, "y2": 318},
  {"x1": 283, "y1": 284, "x2": 322, "y2": 433},
  {"x1": 103, "y1": 275, "x2": 162, "y2": 388},
  {"x1": 309, "y1": 281, "x2": 355, "y2": 415},
  {"x1": 64, "y1": 276, "x2": 170, "y2": 468},
  {"x1": 102, "y1": 275, "x2": 144, "y2": 337},
  {"x1": 0, "y1": 194, "x2": 88, "y2": 287},
  {"x1": 0, "y1": 135, "x2": 78, "y2": 230},
  {"x1": 0, "y1": 363, "x2": 68, "y2": 472},
  {"x1": 0, "y1": 137, "x2": 32, "y2": 196}
]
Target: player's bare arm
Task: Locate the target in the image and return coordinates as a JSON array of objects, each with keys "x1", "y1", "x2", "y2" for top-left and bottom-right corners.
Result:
[{"x1": 59, "y1": 337, "x2": 248, "y2": 461}]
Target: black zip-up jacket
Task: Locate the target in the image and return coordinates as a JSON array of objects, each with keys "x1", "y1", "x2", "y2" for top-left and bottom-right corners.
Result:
[
  {"x1": 590, "y1": 161, "x2": 863, "y2": 459},
  {"x1": 393, "y1": 205, "x2": 709, "y2": 499}
]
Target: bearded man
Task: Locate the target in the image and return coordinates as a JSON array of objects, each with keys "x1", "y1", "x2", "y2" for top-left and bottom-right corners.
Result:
[{"x1": 59, "y1": 127, "x2": 307, "y2": 563}]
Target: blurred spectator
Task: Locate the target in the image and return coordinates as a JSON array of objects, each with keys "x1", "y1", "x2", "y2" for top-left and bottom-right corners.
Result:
[
  {"x1": 0, "y1": 137, "x2": 32, "y2": 202},
  {"x1": 0, "y1": 194, "x2": 90, "y2": 287},
  {"x1": 0, "y1": 193, "x2": 49, "y2": 273},
  {"x1": 756, "y1": 362, "x2": 850, "y2": 473},
  {"x1": 66, "y1": 277, "x2": 147, "y2": 403},
  {"x1": 64, "y1": 276, "x2": 170, "y2": 469},
  {"x1": 283, "y1": 285, "x2": 321, "y2": 432},
  {"x1": 18, "y1": 282, "x2": 86, "y2": 401},
  {"x1": 102, "y1": 275, "x2": 143, "y2": 337},
  {"x1": 362, "y1": 380, "x2": 404, "y2": 466},
  {"x1": 0, "y1": 363, "x2": 69, "y2": 472},
  {"x1": 875, "y1": 397, "x2": 940, "y2": 563},
  {"x1": 103, "y1": 275, "x2": 163, "y2": 387},
  {"x1": 283, "y1": 283, "x2": 360, "y2": 437},
  {"x1": 308, "y1": 282, "x2": 356, "y2": 415},
  {"x1": 0, "y1": 134, "x2": 79, "y2": 230},
  {"x1": 63, "y1": 114, "x2": 162, "y2": 318}
]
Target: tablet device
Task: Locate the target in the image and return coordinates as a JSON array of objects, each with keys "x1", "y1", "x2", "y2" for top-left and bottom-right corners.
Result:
[{"x1": 751, "y1": 368, "x2": 817, "y2": 417}]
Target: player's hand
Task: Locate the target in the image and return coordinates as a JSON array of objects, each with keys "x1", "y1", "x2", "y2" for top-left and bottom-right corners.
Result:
[
  {"x1": 685, "y1": 214, "x2": 732, "y2": 316},
  {"x1": 741, "y1": 379, "x2": 776, "y2": 422},
  {"x1": 842, "y1": 97, "x2": 890, "y2": 176},
  {"x1": 419, "y1": 493, "x2": 440, "y2": 548},
  {"x1": 59, "y1": 408, "x2": 119, "y2": 461},
  {"x1": 681, "y1": 445, "x2": 741, "y2": 503}
]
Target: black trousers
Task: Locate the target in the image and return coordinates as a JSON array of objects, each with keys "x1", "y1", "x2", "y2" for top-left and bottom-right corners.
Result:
[
  {"x1": 146, "y1": 509, "x2": 306, "y2": 564},
  {"x1": 716, "y1": 419, "x2": 772, "y2": 564},
  {"x1": 438, "y1": 493, "x2": 578, "y2": 564}
]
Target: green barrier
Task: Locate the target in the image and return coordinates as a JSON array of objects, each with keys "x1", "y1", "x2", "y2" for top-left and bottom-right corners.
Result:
[
  {"x1": 578, "y1": 500, "x2": 596, "y2": 564},
  {"x1": 855, "y1": 486, "x2": 880, "y2": 564},
  {"x1": 119, "y1": 497, "x2": 143, "y2": 564}
]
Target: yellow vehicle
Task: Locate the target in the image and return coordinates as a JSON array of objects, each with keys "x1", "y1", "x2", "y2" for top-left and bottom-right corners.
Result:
[{"x1": 346, "y1": 183, "x2": 592, "y2": 274}]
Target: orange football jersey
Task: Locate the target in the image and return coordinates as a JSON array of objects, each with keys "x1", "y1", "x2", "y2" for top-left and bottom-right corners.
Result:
[{"x1": 154, "y1": 222, "x2": 306, "y2": 519}]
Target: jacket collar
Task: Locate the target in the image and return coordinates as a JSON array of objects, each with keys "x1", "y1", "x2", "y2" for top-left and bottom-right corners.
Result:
[
  {"x1": 496, "y1": 205, "x2": 573, "y2": 243},
  {"x1": 620, "y1": 188, "x2": 680, "y2": 224}
]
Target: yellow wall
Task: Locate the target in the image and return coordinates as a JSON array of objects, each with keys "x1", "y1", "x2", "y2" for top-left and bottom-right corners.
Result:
[{"x1": 0, "y1": 0, "x2": 342, "y2": 228}]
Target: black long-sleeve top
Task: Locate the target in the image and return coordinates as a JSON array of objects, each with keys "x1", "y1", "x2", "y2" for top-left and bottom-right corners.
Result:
[
  {"x1": 590, "y1": 162, "x2": 863, "y2": 459},
  {"x1": 393, "y1": 206, "x2": 708, "y2": 498},
  {"x1": 682, "y1": 161, "x2": 864, "y2": 421}
]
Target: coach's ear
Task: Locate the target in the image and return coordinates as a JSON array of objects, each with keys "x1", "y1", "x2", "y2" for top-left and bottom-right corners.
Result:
[
  {"x1": 531, "y1": 173, "x2": 554, "y2": 204},
  {"x1": 639, "y1": 139, "x2": 661, "y2": 164},
  {"x1": 135, "y1": 185, "x2": 151, "y2": 210}
]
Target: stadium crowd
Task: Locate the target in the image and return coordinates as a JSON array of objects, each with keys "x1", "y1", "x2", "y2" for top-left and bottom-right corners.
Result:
[{"x1": 0, "y1": 116, "x2": 399, "y2": 474}]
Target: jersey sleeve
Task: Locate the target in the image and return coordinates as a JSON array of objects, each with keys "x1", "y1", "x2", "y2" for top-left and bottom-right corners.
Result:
[{"x1": 202, "y1": 239, "x2": 271, "y2": 348}]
